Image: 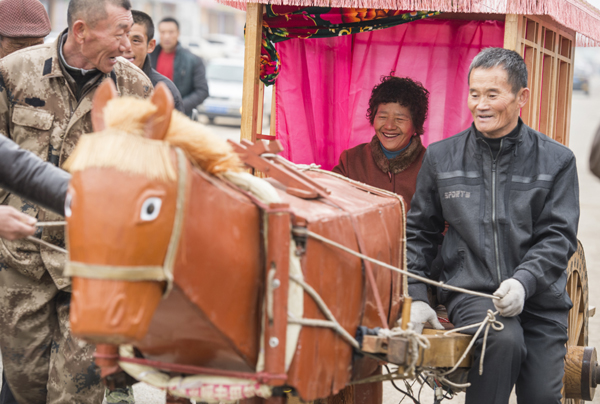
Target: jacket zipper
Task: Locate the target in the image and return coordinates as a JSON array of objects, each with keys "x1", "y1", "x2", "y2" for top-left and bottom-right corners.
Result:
[{"x1": 489, "y1": 140, "x2": 503, "y2": 284}]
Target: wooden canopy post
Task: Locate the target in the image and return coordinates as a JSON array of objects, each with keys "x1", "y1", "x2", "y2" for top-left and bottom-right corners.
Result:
[
  {"x1": 503, "y1": 14, "x2": 519, "y2": 51},
  {"x1": 241, "y1": 3, "x2": 263, "y2": 142}
]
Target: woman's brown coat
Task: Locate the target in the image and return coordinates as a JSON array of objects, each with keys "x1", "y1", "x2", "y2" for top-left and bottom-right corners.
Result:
[{"x1": 332, "y1": 135, "x2": 426, "y2": 211}]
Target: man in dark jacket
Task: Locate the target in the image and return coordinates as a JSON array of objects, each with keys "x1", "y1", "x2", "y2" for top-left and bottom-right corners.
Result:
[
  {"x1": 124, "y1": 10, "x2": 184, "y2": 113},
  {"x1": 150, "y1": 17, "x2": 209, "y2": 116},
  {"x1": 406, "y1": 47, "x2": 578, "y2": 403},
  {"x1": 0, "y1": 136, "x2": 69, "y2": 238}
]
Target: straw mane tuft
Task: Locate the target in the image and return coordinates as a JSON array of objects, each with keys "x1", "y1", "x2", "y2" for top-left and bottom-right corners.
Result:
[{"x1": 64, "y1": 97, "x2": 243, "y2": 181}]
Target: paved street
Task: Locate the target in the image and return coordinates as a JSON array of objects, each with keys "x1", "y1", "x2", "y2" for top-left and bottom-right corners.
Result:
[{"x1": 2, "y1": 78, "x2": 599, "y2": 404}]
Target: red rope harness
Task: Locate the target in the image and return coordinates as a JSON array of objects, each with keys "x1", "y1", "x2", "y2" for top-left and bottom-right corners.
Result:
[{"x1": 94, "y1": 352, "x2": 287, "y2": 384}]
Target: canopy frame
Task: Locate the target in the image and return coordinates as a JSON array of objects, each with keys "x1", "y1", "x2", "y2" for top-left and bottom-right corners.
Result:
[{"x1": 241, "y1": 7, "x2": 577, "y2": 150}]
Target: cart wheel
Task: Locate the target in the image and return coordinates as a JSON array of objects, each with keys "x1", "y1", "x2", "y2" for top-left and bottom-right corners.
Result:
[{"x1": 563, "y1": 240, "x2": 590, "y2": 404}]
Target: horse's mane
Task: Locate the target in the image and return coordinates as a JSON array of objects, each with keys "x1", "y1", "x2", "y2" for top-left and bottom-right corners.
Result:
[{"x1": 64, "y1": 97, "x2": 243, "y2": 181}]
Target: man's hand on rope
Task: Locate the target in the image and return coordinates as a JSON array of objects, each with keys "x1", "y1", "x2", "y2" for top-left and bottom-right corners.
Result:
[
  {"x1": 405, "y1": 300, "x2": 444, "y2": 334},
  {"x1": 0, "y1": 206, "x2": 36, "y2": 240},
  {"x1": 493, "y1": 279, "x2": 525, "y2": 317}
]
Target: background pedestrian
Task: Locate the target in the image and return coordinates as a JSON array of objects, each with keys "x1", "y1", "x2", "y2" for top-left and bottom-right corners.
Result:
[{"x1": 150, "y1": 17, "x2": 209, "y2": 117}]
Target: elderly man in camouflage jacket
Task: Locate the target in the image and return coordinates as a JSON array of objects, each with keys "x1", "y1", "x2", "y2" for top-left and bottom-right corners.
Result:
[{"x1": 0, "y1": 0, "x2": 152, "y2": 402}]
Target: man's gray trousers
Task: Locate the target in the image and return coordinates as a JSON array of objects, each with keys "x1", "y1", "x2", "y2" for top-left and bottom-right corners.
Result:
[{"x1": 448, "y1": 295, "x2": 568, "y2": 404}]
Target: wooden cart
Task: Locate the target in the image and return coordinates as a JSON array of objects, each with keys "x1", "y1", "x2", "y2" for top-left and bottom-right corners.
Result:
[{"x1": 219, "y1": 0, "x2": 600, "y2": 402}]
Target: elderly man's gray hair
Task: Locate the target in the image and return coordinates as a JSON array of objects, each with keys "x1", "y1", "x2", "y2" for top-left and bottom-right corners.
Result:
[
  {"x1": 468, "y1": 47, "x2": 528, "y2": 94},
  {"x1": 67, "y1": 0, "x2": 132, "y2": 30}
]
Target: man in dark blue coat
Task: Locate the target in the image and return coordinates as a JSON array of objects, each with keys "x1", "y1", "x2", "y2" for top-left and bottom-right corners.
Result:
[
  {"x1": 150, "y1": 17, "x2": 209, "y2": 117},
  {"x1": 407, "y1": 48, "x2": 579, "y2": 404}
]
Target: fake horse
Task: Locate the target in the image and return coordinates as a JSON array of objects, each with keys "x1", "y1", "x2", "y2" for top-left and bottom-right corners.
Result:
[{"x1": 64, "y1": 80, "x2": 409, "y2": 403}]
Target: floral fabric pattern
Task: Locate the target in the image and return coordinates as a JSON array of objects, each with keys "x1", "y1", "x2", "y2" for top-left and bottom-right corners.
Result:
[{"x1": 255, "y1": 6, "x2": 440, "y2": 85}]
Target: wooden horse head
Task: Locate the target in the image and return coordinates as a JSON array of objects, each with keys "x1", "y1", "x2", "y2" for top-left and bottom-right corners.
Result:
[
  {"x1": 66, "y1": 80, "x2": 185, "y2": 344},
  {"x1": 91, "y1": 79, "x2": 174, "y2": 140}
]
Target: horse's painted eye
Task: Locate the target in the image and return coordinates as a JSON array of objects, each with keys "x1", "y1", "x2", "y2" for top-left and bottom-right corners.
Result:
[
  {"x1": 140, "y1": 197, "x2": 162, "y2": 221},
  {"x1": 65, "y1": 193, "x2": 73, "y2": 217}
]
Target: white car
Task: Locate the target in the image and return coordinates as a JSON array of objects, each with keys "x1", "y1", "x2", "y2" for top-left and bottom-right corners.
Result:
[
  {"x1": 204, "y1": 34, "x2": 245, "y2": 59},
  {"x1": 178, "y1": 36, "x2": 223, "y2": 61},
  {"x1": 197, "y1": 58, "x2": 272, "y2": 125},
  {"x1": 180, "y1": 35, "x2": 244, "y2": 61}
]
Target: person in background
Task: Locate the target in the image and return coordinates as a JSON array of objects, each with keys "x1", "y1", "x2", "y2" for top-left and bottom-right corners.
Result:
[
  {"x1": 150, "y1": 17, "x2": 209, "y2": 117},
  {"x1": 332, "y1": 75, "x2": 429, "y2": 212},
  {"x1": 589, "y1": 124, "x2": 600, "y2": 178},
  {"x1": 0, "y1": 0, "x2": 50, "y2": 59},
  {"x1": 124, "y1": 10, "x2": 184, "y2": 113},
  {"x1": 0, "y1": 0, "x2": 152, "y2": 402}
]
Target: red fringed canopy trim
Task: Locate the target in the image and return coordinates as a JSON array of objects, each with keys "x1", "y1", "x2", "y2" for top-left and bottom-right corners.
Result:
[{"x1": 221, "y1": 0, "x2": 600, "y2": 46}]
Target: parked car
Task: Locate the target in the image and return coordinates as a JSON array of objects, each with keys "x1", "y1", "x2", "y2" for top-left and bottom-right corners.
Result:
[
  {"x1": 178, "y1": 36, "x2": 223, "y2": 61},
  {"x1": 204, "y1": 34, "x2": 245, "y2": 59},
  {"x1": 573, "y1": 69, "x2": 590, "y2": 95},
  {"x1": 197, "y1": 58, "x2": 271, "y2": 125},
  {"x1": 179, "y1": 34, "x2": 244, "y2": 61}
]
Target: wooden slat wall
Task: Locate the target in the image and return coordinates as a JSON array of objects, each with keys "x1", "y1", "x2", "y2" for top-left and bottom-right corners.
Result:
[{"x1": 503, "y1": 14, "x2": 575, "y2": 146}]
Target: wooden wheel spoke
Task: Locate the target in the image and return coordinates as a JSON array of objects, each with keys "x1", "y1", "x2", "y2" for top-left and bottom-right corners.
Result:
[{"x1": 563, "y1": 242, "x2": 588, "y2": 404}]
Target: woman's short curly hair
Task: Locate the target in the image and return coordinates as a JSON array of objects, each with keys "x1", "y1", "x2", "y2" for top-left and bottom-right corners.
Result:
[{"x1": 367, "y1": 75, "x2": 430, "y2": 135}]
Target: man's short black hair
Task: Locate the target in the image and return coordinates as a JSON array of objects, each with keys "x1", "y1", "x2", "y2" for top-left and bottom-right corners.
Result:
[
  {"x1": 67, "y1": 0, "x2": 131, "y2": 30},
  {"x1": 468, "y1": 47, "x2": 528, "y2": 94},
  {"x1": 159, "y1": 17, "x2": 179, "y2": 31},
  {"x1": 366, "y1": 75, "x2": 430, "y2": 135},
  {"x1": 132, "y1": 10, "x2": 154, "y2": 41}
]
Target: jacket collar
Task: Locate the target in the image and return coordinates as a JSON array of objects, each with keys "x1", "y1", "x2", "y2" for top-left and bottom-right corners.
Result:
[
  {"x1": 42, "y1": 28, "x2": 68, "y2": 79},
  {"x1": 155, "y1": 42, "x2": 181, "y2": 55},
  {"x1": 471, "y1": 117, "x2": 525, "y2": 157},
  {"x1": 142, "y1": 56, "x2": 153, "y2": 76},
  {"x1": 370, "y1": 134, "x2": 425, "y2": 174}
]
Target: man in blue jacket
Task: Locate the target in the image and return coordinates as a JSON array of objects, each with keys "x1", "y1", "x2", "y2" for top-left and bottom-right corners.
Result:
[
  {"x1": 150, "y1": 17, "x2": 209, "y2": 117},
  {"x1": 407, "y1": 47, "x2": 578, "y2": 403}
]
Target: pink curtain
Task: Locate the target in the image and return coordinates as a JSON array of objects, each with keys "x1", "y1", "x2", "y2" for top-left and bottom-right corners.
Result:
[{"x1": 275, "y1": 19, "x2": 505, "y2": 170}]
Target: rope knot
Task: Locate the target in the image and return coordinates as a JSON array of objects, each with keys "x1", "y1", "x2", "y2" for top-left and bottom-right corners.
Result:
[
  {"x1": 377, "y1": 326, "x2": 430, "y2": 376},
  {"x1": 485, "y1": 309, "x2": 504, "y2": 332}
]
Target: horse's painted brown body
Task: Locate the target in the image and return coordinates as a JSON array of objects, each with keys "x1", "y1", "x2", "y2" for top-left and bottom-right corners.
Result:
[
  {"x1": 66, "y1": 81, "x2": 405, "y2": 402},
  {"x1": 68, "y1": 162, "x2": 404, "y2": 400}
]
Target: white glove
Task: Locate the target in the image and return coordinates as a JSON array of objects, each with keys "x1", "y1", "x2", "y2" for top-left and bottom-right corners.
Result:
[
  {"x1": 404, "y1": 300, "x2": 444, "y2": 334},
  {"x1": 493, "y1": 279, "x2": 525, "y2": 317}
]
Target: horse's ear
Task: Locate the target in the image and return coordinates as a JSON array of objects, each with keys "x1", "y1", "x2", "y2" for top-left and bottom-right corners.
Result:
[
  {"x1": 145, "y1": 82, "x2": 174, "y2": 140},
  {"x1": 92, "y1": 79, "x2": 118, "y2": 132}
]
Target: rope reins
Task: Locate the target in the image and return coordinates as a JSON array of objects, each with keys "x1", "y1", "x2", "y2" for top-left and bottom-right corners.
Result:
[{"x1": 293, "y1": 227, "x2": 499, "y2": 302}]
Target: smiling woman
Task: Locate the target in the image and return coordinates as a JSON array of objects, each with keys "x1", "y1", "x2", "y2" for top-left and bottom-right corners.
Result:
[{"x1": 331, "y1": 75, "x2": 429, "y2": 212}]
